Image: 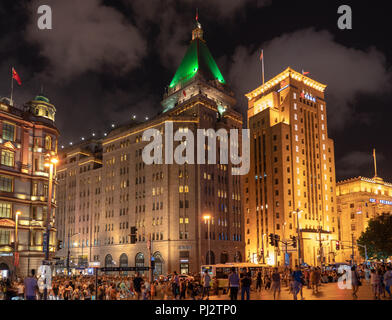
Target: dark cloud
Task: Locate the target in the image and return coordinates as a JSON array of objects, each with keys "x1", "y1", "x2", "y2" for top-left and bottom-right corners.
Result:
[
  {"x1": 26, "y1": 0, "x2": 146, "y2": 81},
  {"x1": 228, "y1": 28, "x2": 391, "y2": 131},
  {"x1": 336, "y1": 150, "x2": 384, "y2": 179}
]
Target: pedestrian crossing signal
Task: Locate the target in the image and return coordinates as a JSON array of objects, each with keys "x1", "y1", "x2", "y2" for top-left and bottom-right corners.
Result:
[{"x1": 336, "y1": 241, "x2": 340, "y2": 250}]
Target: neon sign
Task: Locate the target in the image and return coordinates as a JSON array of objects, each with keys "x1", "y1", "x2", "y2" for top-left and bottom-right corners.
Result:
[
  {"x1": 369, "y1": 198, "x2": 392, "y2": 206},
  {"x1": 300, "y1": 90, "x2": 316, "y2": 102}
]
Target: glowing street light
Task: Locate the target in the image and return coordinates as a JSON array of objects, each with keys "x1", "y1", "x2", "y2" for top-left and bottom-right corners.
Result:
[{"x1": 43, "y1": 152, "x2": 58, "y2": 300}]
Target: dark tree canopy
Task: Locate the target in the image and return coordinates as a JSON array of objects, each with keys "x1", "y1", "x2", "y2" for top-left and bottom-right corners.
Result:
[{"x1": 357, "y1": 213, "x2": 392, "y2": 260}]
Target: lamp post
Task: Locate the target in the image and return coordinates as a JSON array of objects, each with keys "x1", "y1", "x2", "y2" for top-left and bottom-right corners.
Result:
[
  {"x1": 14, "y1": 210, "x2": 21, "y2": 279},
  {"x1": 293, "y1": 209, "x2": 303, "y2": 266},
  {"x1": 261, "y1": 233, "x2": 266, "y2": 264},
  {"x1": 67, "y1": 232, "x2": 80, "y2": 275},
  {"x1": 43, "y1": 152, "x2": 58, "y2": 300},
  {"x1": 203, "y1": 214, "x2": 211, "y2": 264}
]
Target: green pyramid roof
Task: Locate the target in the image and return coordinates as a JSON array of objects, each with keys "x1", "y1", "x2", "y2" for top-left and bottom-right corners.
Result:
[{"x1": 169, "y1": 37, "x2": 226, "y2": 89}]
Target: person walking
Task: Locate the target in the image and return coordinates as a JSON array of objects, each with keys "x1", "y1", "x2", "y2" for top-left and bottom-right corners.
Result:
[
  {"x1": 228, "y1": 267, "x2": 240, "y2": 300},
  {"x1": 292, "y1": 265, "x2": 304, "y2": 300},
  {"x1": 255, "y1": 271, "x2": 262, "y2": 292},
  {"x1": 271, "y1": 268, "x2": 281, "y2": 300},
  {"x1": 24, "y1": 269, "x2": 39, "y2": 300},
  {"x1": 133, "y1": 272, "x2": 144, "y2": 300},
  {"x1": 350, "y1": 265, "x2": 361, "y2": 299},
  {"x1": 201, "y1": 270, "x2": 211, "y2": 300},
  {"x1": 240, "y1": 273, "x2": 251, "y2": 300},
  {"x1": 383, "y1": 266, "x2": 392, "y2": 299}
]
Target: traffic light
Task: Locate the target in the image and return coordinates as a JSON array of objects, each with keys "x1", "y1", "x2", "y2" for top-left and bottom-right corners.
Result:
[
  {"x1": 274, "y1": 234, "x2": 280, "y2": 247},
  {"x1": 292, "y1": 236, "x2": 297, "y2": 248},
  {"x1": 130, "y1": 226, "x2": 138, "y2": 244},
  {"x1": 57, "y1": 240, "x2": 62, "y2": 251},
  {"x1": 336, "y1": 241, "x2": 340, "y2": 250},
  {"x1": 269, "y1": 233, "x2": 275, "y2": 246}
]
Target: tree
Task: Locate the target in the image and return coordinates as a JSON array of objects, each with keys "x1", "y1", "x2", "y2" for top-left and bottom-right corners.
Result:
[{"x1": 357, "y1": 213, "x2": 392, "y2": 260}]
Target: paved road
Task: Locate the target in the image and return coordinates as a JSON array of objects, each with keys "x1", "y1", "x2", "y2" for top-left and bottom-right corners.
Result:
[{"x1": 208, "y1": 280, "x2": 390, "y2": 300}]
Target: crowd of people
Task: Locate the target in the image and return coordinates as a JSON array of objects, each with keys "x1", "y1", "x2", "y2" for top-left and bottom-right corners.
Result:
[{"x1": 1, "y1": 262, "x2": 391, "y2": 300}]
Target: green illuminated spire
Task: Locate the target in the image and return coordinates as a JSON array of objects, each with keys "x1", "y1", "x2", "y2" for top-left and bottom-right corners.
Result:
[{"x1": 169, "y1": 22, "x2": 226, "y2": 89}]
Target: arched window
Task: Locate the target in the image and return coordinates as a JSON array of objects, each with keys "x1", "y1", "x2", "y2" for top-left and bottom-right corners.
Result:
[
  {"x1": 105, "y1": 254, "x2": 114, "y2": 268},
  {"x1": 234, "y1": 251, "x2": 242, "y2": 262},
  {"x1": 152, "y1": 252, "x2": 164, "y2": 276},
  {"x1": 119, "y1": 253, "x2": 128, "y2": 267},
  {"x1": 45, "y1": 135, "x2": 52, "y2": 150},
  {"x1": 206, "y1": 251, "x2": 215, "y2": 264},
  {"x1": 220, "y1": 251, "x2": 229, "y2": 264},
  {"x1": 135, "y1": 252, "x2": 145, "y2": 268}
]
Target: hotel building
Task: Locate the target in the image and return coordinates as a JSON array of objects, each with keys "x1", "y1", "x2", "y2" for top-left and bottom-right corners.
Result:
[
  {"x1": 336, "y1": 174, "x2": 392, "y2": 263},
  {"x1": 0, "y1": 95, "x2": 59, "y2": 277},
  {"x1": 55, "y1": 21, "x2": 244, "y2": 275},
  {"x1": 244, "y1": 68, "x2": 339, "y2": 267}
]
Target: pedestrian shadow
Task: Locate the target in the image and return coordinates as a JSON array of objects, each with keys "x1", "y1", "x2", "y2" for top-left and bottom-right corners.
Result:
[{"x1": 310, "y1": 290, "x2": 324, "y2": 298}]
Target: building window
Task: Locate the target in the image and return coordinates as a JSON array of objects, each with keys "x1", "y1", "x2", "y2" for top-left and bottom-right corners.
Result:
[
  {"x1": 45, "y1": 136, "x2": 52, "y2": 150},
  {"x1": 1, "y1": 150, "x2": 14, "y2": 167},
  {"x1": 2, "y1": 122, "x2": 15, "y2": 141},
  {"x1": 0, "y1": 175, "x2": 13, "y2": 192},
  {"x1": 0, "y1": 229, "x2": 10, "y2": 245},
  {"x1": 0, "y1": 202, "x2": 12, "y2": 218}
]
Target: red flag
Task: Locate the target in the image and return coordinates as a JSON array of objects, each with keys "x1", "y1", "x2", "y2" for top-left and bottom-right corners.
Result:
[
  {"x1": 183, "y1": 90, "x2": 186, "y2": 97},
  {"x1": 196, "y1": 9, "x2": 199, "y2": 22},
  {"x1": 302, "y1": 69, "x2": 310, "y2": 75},
  {"x1": 12, "y1": 67, "x2": 22, "y2": 85},
  {"x1": 259, "y1": 50, "x2": 263, "y2": 61}
]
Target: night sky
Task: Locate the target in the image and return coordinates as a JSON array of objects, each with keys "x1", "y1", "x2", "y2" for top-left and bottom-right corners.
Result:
[{"x1": 1, "y1": 0, "x2": 391, "y2": 182}]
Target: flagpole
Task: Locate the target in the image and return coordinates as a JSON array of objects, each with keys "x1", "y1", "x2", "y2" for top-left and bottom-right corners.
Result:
[
  {"x1": 10, "y1": 67, "x2": 14, "y2": 106},
  {"x1": 373, "y1": 148, "x2": 377, "y2": 178},
  {"x1": 261, "y1": 50, "x2": 265, "y2": 85}
]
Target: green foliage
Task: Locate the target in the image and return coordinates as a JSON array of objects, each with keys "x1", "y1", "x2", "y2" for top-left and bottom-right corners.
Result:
[{"x1": 357, "y1": 213, "x2": 392, "y2": 260}]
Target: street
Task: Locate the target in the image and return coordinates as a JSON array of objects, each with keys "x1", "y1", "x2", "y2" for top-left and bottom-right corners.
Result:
[{"x1": 209, "y1": 280, "x2": 383, "y2": 300}]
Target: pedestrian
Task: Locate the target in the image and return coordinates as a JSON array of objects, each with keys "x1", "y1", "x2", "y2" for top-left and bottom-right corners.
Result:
[
  {"x1": 228, "y1": 267, "x2": 240, "y2": 300},
  {"x1": 201, "y1": 270, "x2": 211, "y2": 300},
  {"x1": 350, "y1": 265, "x2": 361, "y2": 299},
  {"x1": 292, "y1": 265, "x2": 304, "y2": 300},
  {"x1": 271, "y1": 268, "x2": 281, "y2": 300},
  {"x1": 240, "y1": 273, "x2": 251, "y2": 300},
  {"x1": 24, "y1": 269, "x2": 38, "y2": 300},
  {"x1": 256, "y1": 271, "x2": 262, "y2": 292},
  {"x1": 133, "y1": 272, "x2": 144, "y2": 300},
  {"x1": 383, "y1": 266, "x2": 392, "y2": 299}
]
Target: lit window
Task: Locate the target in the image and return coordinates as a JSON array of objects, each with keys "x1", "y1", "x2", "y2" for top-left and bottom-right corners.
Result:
[
  {"x1": 2, "y1": 123, "x2": 15, "y2": 141},
  {"x1": 1, "y1": 150, "x2": 14, "y2": 167}
]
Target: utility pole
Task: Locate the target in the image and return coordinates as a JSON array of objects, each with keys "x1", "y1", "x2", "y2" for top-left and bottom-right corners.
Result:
[
  {"x1": 318, "y1": 225, "x2": 323, "y2": 267},
  {"x1": 351, "y1": 233, "x2": 355, "y2": 265},
  {"x1": 294, "y1": 209, "x2": 302, "y2": 266}
]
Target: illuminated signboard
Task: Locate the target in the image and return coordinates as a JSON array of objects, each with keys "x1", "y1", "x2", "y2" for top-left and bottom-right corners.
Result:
[
  {"x1": 300, "y1": 90, "x2": 316, "y2": 102},
  {"x1": 369, "y1": 198, "x2": 392, "y2": 206}
]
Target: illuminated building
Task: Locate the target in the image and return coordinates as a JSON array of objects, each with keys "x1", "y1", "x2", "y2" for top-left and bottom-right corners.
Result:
[
  {"x1": 56, "y1": 21, "x2": 244, "y2": 275},
  {"x1": 244, "y1": 67, "x2": 338, "y2": 267},
  {"x1": 0, "y1": 95, "x2": 59, "y2": 277},
  {"x1": 336, "y1": 174, "x2": 392, "y2": 263}
]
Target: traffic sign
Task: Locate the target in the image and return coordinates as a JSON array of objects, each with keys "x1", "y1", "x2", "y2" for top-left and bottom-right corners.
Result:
[{"x1": 89, "y1": 261, "x2": 101, "y2": 268}]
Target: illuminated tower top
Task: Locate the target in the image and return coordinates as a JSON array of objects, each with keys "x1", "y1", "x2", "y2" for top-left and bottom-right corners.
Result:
[{"x1": 168, "y1": 20, "x2": 226, "y2": 91}]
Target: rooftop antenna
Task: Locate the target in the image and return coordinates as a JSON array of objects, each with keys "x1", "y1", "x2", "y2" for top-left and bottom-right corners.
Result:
[{"x1": 373, "y1": 148, "x2": 378, "y2": 178}]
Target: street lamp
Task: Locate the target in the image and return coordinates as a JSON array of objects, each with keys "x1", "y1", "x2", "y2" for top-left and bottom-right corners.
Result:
[
  {"x1": 67, "y1": 232, "x2": 80, "y2": 274},
  {"x1": 292, "y1": 209, "x2": 303, "y2": 266},
  {"x1": 43, "y1": 152, "x2": 58, "y2": 300},
  {"x1": 261, "y1": 233, "x2": 266, "y2": 264},
  {"x1": 14, "y1": 210, "x2": 21, "y2": 278},
  {"x1": 203, "y1": 214, "x2": 211, "y2": 264}
]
